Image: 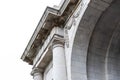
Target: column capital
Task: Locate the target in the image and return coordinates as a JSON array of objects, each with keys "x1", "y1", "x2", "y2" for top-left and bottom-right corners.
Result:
[
  {"x1": 52, "y1": 35, "x2": 65, "y2": 49},
  {"x1": 31, "y1": 67, "x2": 42, "y2": 76}
]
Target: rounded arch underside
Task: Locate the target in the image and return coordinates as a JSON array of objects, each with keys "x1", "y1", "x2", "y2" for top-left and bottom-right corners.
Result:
[{"x1": 71, "y1": 0, "x2": 120, "y2": 80}]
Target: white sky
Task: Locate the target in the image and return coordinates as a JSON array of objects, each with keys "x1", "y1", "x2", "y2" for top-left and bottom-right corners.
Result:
[{"x1": 0, "y1": 0, "x2": 61, "y2": 80}]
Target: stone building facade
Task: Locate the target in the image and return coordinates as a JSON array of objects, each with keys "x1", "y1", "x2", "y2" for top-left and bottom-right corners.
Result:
[{"x1": 21, "y1": 0, "x2": 120, "y2": 80}]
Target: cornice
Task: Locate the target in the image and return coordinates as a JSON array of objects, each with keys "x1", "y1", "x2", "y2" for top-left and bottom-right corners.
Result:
[{"x1": 21, "y1": 0, "x2": 81, "y2": 65}]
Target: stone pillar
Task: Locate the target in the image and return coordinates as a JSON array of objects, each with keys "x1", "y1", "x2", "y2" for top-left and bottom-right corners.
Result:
[
  {"x1": 52, "y1": 40, "x2": 67, "y2": 80},
  {"x1": 31, "y1": 68, "x2": 42, "y2": 80}
]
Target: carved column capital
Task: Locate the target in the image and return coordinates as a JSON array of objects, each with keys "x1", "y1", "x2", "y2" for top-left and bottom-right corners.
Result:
[
  {"x1": 52, "y1": 35, "x2": 65, "y2": 49},
  {"x1": 31, "y1": 67, "x2": 42, "y2": 76}
]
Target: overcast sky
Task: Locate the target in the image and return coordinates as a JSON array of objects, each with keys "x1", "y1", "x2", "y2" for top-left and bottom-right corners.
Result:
[{"x1": 0, "y1": 0, "x2": 61, "y2": 80}]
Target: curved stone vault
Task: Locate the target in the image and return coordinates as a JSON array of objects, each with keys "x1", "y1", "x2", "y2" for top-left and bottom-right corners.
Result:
[{"x1": 71, "y1": 0, "x2": 120, "y2": 80}]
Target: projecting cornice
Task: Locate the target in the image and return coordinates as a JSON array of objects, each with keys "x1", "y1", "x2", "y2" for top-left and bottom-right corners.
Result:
[{"x1": 21, "y1": 0, "x2": 81, "y2": 65}]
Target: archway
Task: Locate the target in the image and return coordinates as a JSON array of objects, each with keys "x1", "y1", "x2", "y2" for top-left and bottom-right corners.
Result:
[
  {"x1": 87, "y1": 0, "x2": 120, "y2": 79},
  {"x1": 71, "y1": 0, "x2": 120, "y2": 80}
]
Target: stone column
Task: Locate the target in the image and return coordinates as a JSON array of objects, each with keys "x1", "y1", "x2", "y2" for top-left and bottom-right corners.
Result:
[
  {"x1": 52, "y1": 40, "x2": 67, "y2": 80},
  {"x1": 31, "y1": 68, "x2": 42, "y2": 80}
]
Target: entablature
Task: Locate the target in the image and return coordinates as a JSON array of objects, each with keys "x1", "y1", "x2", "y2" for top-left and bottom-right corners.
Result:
[
  {"x1": 21, "y1": 0, "x2": 81, "y2": 65},
  {"x1": 33, "y1": 27, "x2": 64, "y2": 72}
]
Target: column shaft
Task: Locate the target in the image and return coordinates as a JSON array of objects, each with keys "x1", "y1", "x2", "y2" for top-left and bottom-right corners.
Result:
[{"x1": 53, "y1": 43, "x2": 67, "y2": 80}]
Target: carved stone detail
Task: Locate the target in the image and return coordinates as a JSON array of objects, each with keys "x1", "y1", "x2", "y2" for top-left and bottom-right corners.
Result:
[
  {"x1": 66, "y1": 0, "x2": 85, "y2": 29},
  {"x1": 64, "y1": 28, "x2": 69, "y2": 47},
  {"x1": 64, "y1": 1, "x2": 85, "y2": 47},
  {"x1": 31, "y1": 67, "x2": 42, "y2": 76},
  {"x1": 52, "y1": 35, "x2": 65, "y2": 49}
]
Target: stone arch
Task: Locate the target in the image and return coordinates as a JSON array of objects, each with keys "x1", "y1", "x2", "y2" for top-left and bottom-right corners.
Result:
[
  {"x1": 87, "y1": 0, "x2": 120, "y2": 80},
  {"x1": 70, "y1": 0, "x2": 120, "y2": 80},
  {"x1": 106, "y1": 25, "x2": 120, "y2": 80}
]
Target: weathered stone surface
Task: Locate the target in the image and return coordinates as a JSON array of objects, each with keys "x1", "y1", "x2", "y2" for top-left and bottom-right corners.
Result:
[{"x1": 21, "y1": 0, "x2": 120, "y2": 80}]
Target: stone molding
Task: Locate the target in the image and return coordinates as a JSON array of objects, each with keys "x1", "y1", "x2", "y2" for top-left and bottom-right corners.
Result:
[
  {"x1": 65, "y1": 0, "x2": 84, "y2": 30},
  {"x1": 21, "y1": 0, "x2": 81, "y2": 65},
  {"x1": 33, "y1": 27, "x2": 64, "y2": 69},
  {"x1": 52, "y1": 32, "x2": 65, "y2": 48},
  {"x1": 31, "y1": 67, "x2": 42, "y2": 76},
  {"x1": 52, "y1": 38, "x2": 65, "y2": 49}
]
